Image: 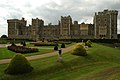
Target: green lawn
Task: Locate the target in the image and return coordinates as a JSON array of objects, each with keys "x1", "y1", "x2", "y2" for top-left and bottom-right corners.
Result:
[
  {"x1": 0, "y1": 42, "x2": 75, "y2": 60},
  {"x1": 65, "y1": 42, "x2": 76, "y2": 47},
  {"x1": 0, "y1": 43, "x2": 120, "y2": 80},
  {"x1": 0, "y1": 39, "x2": 8, "y2": 44},
  {"x1": 0, "y1": 48, "x2": 54, "y2": 60}
]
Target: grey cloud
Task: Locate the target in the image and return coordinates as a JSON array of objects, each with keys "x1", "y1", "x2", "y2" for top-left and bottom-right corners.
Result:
[
  {"x1": 8, "y1": 12, "x2": 22, "y2": 19},
  {"x1": 0, "y1": 3, "x2": 13, "y2": 9},
  {"x1": 0, "y1": 0, "x2": 120, "y2": 36},
  {"x1": 0, "y1": 2, "x2": 23, "y2": 19},
  {"x1": 28, "y1": 0, "x2": 96, "y2": 24},
  {"x1": 24, "y1": 2, "x2": 32, "y2": 8}
]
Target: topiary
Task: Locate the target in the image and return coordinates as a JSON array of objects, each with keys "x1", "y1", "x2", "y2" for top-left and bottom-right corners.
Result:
[
  {"x1": 54, "y1": 45, "x2": 58, "y2": 50},
  {"x1": 61, "y1": 43, "x2": 65, "y2": 48},
  {"x1": 11, "y1": 42, "x2": 15, "y2": 46},
  {"x1": 71, "y1": 44, "x2": 87, "y2": 56},
  {"x1": 23, "y1": 41, "x2": 26, "y2": 46},
  {"x1": 87, "y1": 40, "x2": 92, "y2": 44},
  {"x1": 85, "y1": 40, "x2": 92, "y2": 47},
  {"x1": 4, "y1": 54, "x2": 33, "y2": 75},
  {"x1": 21, "y1": 41, "x2": 23, "y2": 45}
]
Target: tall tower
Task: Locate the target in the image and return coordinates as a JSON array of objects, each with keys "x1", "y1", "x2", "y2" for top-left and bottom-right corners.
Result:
[
  {"x1": 31, "y1": 18, "x2": 44, "y2": 41},
  {"x1": 7, "y1": 18, "x2": 27, "y2": 39},
  {"x1": 94, "y1": 9, "x2": 118, "y2": 39},
  {"x1": 71, "y1": 21, "x2": 80, "y2": 39},
  {"x1": 60, "y1": 15, "x2": 72, "y2": 39}
]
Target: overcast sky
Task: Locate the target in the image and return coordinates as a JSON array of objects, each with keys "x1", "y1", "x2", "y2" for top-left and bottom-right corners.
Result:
[{"x1": 0, "y1": 0, "x2": 120, "y2": 36}]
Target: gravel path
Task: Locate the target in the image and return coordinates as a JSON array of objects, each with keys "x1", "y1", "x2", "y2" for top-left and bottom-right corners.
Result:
[
  {"x1": 0, "y1": 44, "x2": 11, "y2": 48},
  {"x1": 0, "y1": 43, "x2": 78, "y2": 64}
]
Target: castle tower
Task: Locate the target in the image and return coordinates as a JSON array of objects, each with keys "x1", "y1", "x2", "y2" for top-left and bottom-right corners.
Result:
[
  {"x1": 94, "y1": 9, "x2": 118, "y2": 39},
  {"x1": 31, "y1": 18, "x2": 44, "y2": 41},
  {"x1": 60, "y1": 15, "x2": 72, "y2": 39},
  {"x1": 71, "y1": 21, "x2": 80, "y2": 39},
  {"x1": 7, "y1": 18, "x2": 27, "y2": 39}
]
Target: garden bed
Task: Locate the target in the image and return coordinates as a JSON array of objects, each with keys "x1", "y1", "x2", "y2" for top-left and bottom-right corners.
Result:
[{"x1": 8, "y1": 45, "x2": 38, "y2": 53}]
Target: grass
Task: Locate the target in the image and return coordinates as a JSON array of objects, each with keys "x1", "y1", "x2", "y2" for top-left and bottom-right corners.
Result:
[
  {"x1": 0, "y1": 43, "x2": 120, "y2": 80},
  {"x1": 24, "y1": 48, "x2": 54, "y2": 56},
  {"x1": 0, "y1": 39, "x2": 8, "y2": 44},
  {"x1": 99, "y1": 43, "x2": 120, "y2": 49},
  {"x1": 0, "y1": 48, "x2": 15, "y2": 59},
  {"x1": 65, "y1": 42, "x2": 76, "y2": 47},
  {"x1": 0, "y1": 39, "x2": 24, "y2": 44},
  {"x1": 0, "y1": 48, "x2": 54, "y2": 60},
  {"x1": 0, "y1": 42, "x2": 75, "y2": 60}
]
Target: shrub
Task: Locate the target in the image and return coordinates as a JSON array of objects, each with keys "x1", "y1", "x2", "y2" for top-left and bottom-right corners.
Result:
[
  {"x1": 114, "y1": 43, "x2": 120, "y2": 47},
  {"x1": 23, "y1": 41, "x2": 26, "y2": 46},
  {"x1": 8, "y1": 45, "x2": 38, "y2": 53},
  {"x1": 85, "y1": 40, "x2": 92, "y2": 47},
  {"x1": 11, "y1": 42, "x2": 15, "y2": 46},
  {"x1": 0, "y1": 39, "x2": 8, "y2": 44},
  {"x1": 87, "y1": 40, "x2": 92, "y2": 44},
  {"x1": 4, "y1": 54, "x2": 33, "y2": 75},
  {"x1": 54, "y1": 45, "x2": 58, "y2": 50},
  {"x1": 71, "y1": 44, "x2": 87, "y2": 56},
  {"x1": 61, "y1": 43, "x2": 65, "y2": 48},
  {"x1": 85, "y1": 42, "x2": 91, "y2": 47},
  {"x1": 34, "y1": 42, "x2": 56, "y2": 46},
  {"x1": 21, "y1": 41, "x2": 23, "y2": 45}
]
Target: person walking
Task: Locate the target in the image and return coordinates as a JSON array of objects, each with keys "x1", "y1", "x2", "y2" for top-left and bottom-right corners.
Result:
[{"x1": 58, "y1": 48, "x2": 63, "y2": 62}]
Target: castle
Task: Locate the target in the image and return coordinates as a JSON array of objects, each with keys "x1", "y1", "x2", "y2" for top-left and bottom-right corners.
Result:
[{"x1": 7, "y1": 9, "x2": 118, "y2": 41}]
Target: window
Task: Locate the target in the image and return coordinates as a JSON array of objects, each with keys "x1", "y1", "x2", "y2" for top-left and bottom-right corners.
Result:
[{"x1": 105, "y1": 18, "x2": 107, "y2": 21}]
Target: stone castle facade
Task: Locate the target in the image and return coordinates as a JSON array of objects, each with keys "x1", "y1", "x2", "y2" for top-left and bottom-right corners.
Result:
[
  {"x1": 7, "y1": 9, "x2": 118, "y2": 41},
  {"x1": 94, "y1": 9, "x2": 118, "y2": 39}
]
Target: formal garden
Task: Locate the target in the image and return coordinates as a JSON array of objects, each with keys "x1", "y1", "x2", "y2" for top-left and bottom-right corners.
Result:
[
  {"x1": 0, "y1": 40, "x2": 75, "y2": 59},
  {"x1": 0, "y1": 39, "x2": 120, "y2": 80}
]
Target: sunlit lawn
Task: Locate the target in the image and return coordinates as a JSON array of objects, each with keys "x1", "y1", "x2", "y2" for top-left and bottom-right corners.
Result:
[
  {"x1": 0, "y1": 47, "x2": 54, "y2": 60},
  {"x1": 0, "y1": 42, "x2": 75, "y2": 60},
  {"x1": 0, "y1": 43, "x2": 120, "y2": 80}
]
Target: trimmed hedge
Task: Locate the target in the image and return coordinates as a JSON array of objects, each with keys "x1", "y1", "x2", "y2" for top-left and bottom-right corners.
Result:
[
  {"x1": 4, "y1": 54, "x2": 33, "y2": 75},
  {"x1": 59, "y1": 39, "x2": 119, "y2": 43},
  {"x1": 114, "y1": 43, "x2": 120, "y2": 47},
  {"x1": 85, "y1": 40, "x2": 92, "y2": 47},
  {"x1": 33, "y1": 42, "x2": 57, "y2": 46},
  {"x1": 61, "y1": 43, "x2": 65, "y2": 48},
  {"x1": 23, "y1": 41, "x2": 26, "y2": 46},
  {"x1": 54, "y1": 45, "x2": 58, "y2": 50},
  {"x1": 71, "y1": 44, "x2": 87, "y2": 56},
  {"x1": 8, "y1": 45, "x2": 38, "y2": 53}
]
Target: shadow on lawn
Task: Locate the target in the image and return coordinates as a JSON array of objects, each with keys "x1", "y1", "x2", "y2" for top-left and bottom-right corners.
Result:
[{"x1": 98, "y1": 43, "x2": 120, "y2": 49}]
